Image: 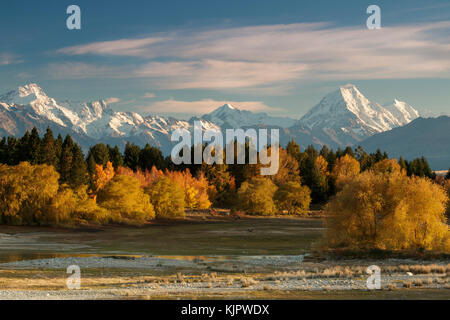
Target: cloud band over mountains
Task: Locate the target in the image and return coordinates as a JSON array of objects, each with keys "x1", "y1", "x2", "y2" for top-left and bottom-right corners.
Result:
[{"x1": 51, "y1": 21, "x2": 450, "y2": 92}]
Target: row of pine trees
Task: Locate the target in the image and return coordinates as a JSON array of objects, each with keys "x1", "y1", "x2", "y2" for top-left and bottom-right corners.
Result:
[{"x1": 0, "y1": 127, "x2": 439, "y2": 205}]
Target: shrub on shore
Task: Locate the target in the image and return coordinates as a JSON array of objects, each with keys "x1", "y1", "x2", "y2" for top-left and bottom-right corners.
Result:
[
  {"x1": 237, "y1": 177, "x2": 277, "y2": 215},
  {"x1": 274, "y1": 181, "x2": 311, "y2": 215},
  {"x1": 97, "y1": 175, "x2": 155, "y2": 224},
  {"x1": 145, "y1": 176, "x2": 185, "y2": 218},
  {"x1": 0, "y1": 162, "x2": 59, "y2": 225},
  {"x1": 325, "y1": 170, "x2": 450, "y2": 252}
]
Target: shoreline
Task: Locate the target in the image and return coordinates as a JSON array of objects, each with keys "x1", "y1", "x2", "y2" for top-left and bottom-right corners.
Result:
[
  {"x1": 0, "y1": 255, "x2": 448, "y2": 299},
  {"x1": 0, "y1": 216, "x2": 448, "y2": 299}
]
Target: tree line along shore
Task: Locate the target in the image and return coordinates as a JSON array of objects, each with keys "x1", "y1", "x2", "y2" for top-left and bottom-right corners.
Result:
[{"x1": 0, "y1": 127, "x2": 449, "y2": 253}]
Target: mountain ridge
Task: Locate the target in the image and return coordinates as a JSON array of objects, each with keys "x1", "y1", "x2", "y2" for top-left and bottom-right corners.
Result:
[
  {"x1": 296, "y1": 84, "x2": 419, "y2": 144},
  {"x1": 360, "y1": 116, "x2": 450, "y2": 170},
  {"x1": 0, "y1": 83, "x2": 421, "y2": 159}
]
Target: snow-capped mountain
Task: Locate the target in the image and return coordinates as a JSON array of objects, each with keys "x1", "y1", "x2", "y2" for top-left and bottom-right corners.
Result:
[
  {"x1": 293, "y1": 84, "x2": 420, "y2": 146},
  {"x1": 0, "y1": 84, "x2": 223, "y2": 154},
  {"x1": 382, "y1": 99, "x2": 420, "y2": 125},
  {"x1": 0, "y1": 83, "x2": 420, "y2": 155},
  {"x1": 200, "y1": 103, "x2": 296, "y2": 128}
]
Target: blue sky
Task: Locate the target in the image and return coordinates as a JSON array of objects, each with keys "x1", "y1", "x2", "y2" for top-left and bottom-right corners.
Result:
[{"x1": 1, "y1": 0, "x2": 449, "y2": 119}]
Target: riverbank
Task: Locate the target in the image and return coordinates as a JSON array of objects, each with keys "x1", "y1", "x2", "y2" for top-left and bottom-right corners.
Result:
[
  {"x1": 0, "y1": 255, "x2": 448, "y2": 299},
  {"x1": 0, "y1": 215, "x2": 448, "y2": 299}
]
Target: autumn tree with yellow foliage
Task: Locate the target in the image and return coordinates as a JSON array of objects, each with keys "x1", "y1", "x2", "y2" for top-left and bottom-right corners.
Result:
[
  {"x1": 371, "y1": 158, "x2": 404, "y2": 175},
  {"x1": 237, "y1": 177, "x2": 278, "y2": 215},
  {"x1": 267, "y1": 147, "x2": 301, "y2": 186},
  {"x1": 116, "y1": 166, "x2": 164, "y2": 188},
  {"x1": 443, "y1": 179, "x2": 450, "y2": 218},
  {"x1": 0, "y1": 162, "x2": 59, "y2": 225},
  {"x1": 315, "y1": 155, "x2": 329, "y2": 177},
  {"x1": 145, "y1": 176, "x2": 185, "y2": 218},
  {"x1": 331, "y1": 154, "x2": 361, "y2": 190},
  {"x1": 325, "y1": 170, "x2": 450, "y2": 252},
  {"x1": 0, "y1": 162, "x2": 108, "y2": 226},
  {"x1": 165, "y1": 169, "x2": 211, "y2": 209},
  {"x1": 274, "y1": 181, "x2": 311, "y2": 215},
  {"x1": 97, "y1": 175, "x2": 155, "y2": 224}
]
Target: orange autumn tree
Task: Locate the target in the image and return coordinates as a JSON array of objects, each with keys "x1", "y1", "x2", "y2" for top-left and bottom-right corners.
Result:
[
  {"x1": 165, "y1": 169, "x2": 211, "y2": 209},
  {"x1": 92, "y1": 161, "x2": 115, "y2": 197},
  {"x1": 114, "y1": 166, "x2": 212, "y2": 210},
  {"x1": 116, "y1": 166, "x2": 164, "y2": 188}
]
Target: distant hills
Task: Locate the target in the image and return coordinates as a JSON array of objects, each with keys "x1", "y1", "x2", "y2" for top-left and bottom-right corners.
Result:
[
  {"x1": 1, "y1": 83, "x2": 447, "y2": 169},
  {"x1": 361, "y1": 116, "x2": 450, "y2": 170}
]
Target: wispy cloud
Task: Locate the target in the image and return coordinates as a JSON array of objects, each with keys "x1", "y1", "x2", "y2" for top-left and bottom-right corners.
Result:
[
  {"x1": 105, "y1": 97, "x2": 120, "y2": 104},
  {"x1": 141, "y1": 99, "x2": 279, "y2": 115},
  {"x1": 57, "y1": 37, "x2": 169, "y2": 57},
  {"x1": 0, "y1": 53, "x2": 23, "y2": 66},
  {"x1": 53, "y1": 21, "x2": 450, "y2": 90},
  {"x1": 134, "y1": 60, "x2": 307, "y2": 89},
  {"x1": 143, "y1": 92, "x2": 156, "y2": 98}
]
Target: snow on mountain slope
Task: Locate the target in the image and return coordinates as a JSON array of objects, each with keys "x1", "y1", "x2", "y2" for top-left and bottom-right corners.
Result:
[
  {"x1": 0, "y1": 84, "x2": 222, "y2": 153},
  {"x1": 0, "y1": 83, "x2": 420, "y2": 154},
  {"x1": 383, "y1": 99, "x2": 420, "y2": 125},
  {"x1": 0, "y1": 83, "x2": 78, "y2": 127},
  {"x1": 200, "y1": 103, "x2": 296, "y2": 128},
  {"x1": 296, "y1": 84, "x2": 420, "y2": 145}
]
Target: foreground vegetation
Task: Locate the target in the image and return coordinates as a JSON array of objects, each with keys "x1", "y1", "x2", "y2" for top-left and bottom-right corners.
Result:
[
  {"x1": 0, "y1": 213, "x2": 448, "y2": 299},
  {"x1": 325, "y1": 159, "x2": 450, "y2": 252},
  {"x1": 0, "y1": 258, "x2": 448, "y2": 299},
  {"x1": 0, "y1": 127, "x2": 449, "y2": 254}
]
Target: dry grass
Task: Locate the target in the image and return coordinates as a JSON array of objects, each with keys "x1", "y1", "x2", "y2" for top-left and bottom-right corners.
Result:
[
  {"x1": 413, "y1": 279, "x2": 423, "y2": 287},
  {"x1": 386, "y1": 264, "x2": 450, "y2": 275},
  {"x1": 386, "y1": 282, "x2": 397, "y2": 290},
  {"x1": 1, "y1": 260, "x2": 448, "y2": 297},
  {"x1": 403, "y1": 281, "x2": 413, "y2": 288},
  {"x1": 240, "y1": 277, "x2": 259, "y2": 288}
]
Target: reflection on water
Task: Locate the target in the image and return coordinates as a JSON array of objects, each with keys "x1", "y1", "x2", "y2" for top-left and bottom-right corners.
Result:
[
  {"x1": 0, "y1": 252, "x2": 306, "y2": 265},
  {"x1": 154, "y1": 255, "x2": 224, "y2": 262},
  {"x1": 0, "y1": 252, "x2": 101, "y2": 263}
]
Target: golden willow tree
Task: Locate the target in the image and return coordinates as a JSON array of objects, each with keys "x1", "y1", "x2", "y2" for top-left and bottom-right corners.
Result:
[
  {"x1": 0, "y1": 162, "x2": 109, "y2": 226},
  {"x1": 331, "y1": 154, "x2": 360, "y2": 190},
  {"x1": 97, "y1": 175, "x2": 155, "y2": 224},
  {"x1": 325, "y1": 169, "x2": 450, "y2": 252}
]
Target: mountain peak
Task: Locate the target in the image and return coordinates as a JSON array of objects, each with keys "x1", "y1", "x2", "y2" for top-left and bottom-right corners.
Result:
[
  {"x1": 340, "y1": 83, "x2": 358, "y2": 90},
  {"x1": 0, "y1": 83, "x2": 50, "y2": 106},
  {"x1": 201, "y1": 103, "x2": 295, "y2": 128},
  {"x1": 17, "y1": 83, "x2": 47, "y2": 98},
  {"x1": 222, "y1": 103, "x2": 235, "y2": 110},
  {"x1": 206, "y1": 103, "x2": 239, "y2": 118},
  {"x1": 214, "y1": 103, "x2": 237, "y2": 113},
  {"x1": 299, "y1": 85, "x2": 419, "y2": 139},
  {"x1": 383, "y1": 99, "x2": 420, "y2": 124}
]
